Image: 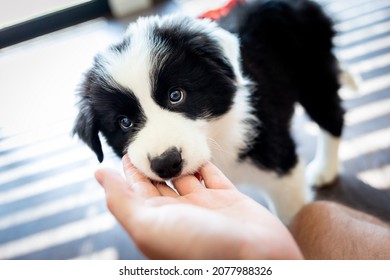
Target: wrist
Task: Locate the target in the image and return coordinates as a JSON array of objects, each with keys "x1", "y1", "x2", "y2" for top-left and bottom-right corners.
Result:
[{"x1": 238, "y1": 225, "x2": 303, "y2": 260}]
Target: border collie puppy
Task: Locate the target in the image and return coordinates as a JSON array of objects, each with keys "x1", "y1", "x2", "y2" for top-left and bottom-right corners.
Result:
[{"x1": 74, "y1": 0, "x2": 344, "y2": 223}]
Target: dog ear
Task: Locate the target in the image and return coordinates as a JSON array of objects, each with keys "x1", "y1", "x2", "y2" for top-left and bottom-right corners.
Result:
[
  {"x1": 211, "y1": 26, "x2": 245, "y2": 84},
  {"x1": 198, "y1": 18, "x2": 245, "y2": 84},
  {"x1": 73, "y1": 99, "x2": 104, "y2": 162}
]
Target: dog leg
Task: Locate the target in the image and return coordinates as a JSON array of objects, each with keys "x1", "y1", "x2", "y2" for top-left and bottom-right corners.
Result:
[
  {"x1": 305, "y1": 129, "x2": 340, "y2": 188},
  {"x1": 262, "y1": 158, "x2": 312, "y2": 224},
  {"x1": 227, "y1": 158, "x2": 312, "y2": 225}
]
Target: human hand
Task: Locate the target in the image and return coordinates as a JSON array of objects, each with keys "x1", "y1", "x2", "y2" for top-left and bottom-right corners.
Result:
[{"x1": 95, "y1": 156, "x2": 302, "y2": 259}]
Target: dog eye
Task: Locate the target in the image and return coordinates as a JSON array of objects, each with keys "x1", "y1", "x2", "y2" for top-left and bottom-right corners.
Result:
[
  {"x1": 118, "y1": 116, "x2": 133, "y2": 130},
  {"x1": 168, "y1": 88, "x2": 185, "y2": 105}
]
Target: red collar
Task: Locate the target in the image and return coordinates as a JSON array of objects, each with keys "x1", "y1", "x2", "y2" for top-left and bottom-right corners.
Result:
[{"x1": 198, "y1": 0, "x2": 246, "y2": 21}]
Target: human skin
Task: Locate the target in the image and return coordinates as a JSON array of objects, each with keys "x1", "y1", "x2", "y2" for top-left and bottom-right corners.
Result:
[
  {"x1": 95, "y1": 156, "x2": 303, "y2": 260},
  {"x1": 290, "y1": 201, "x2": 390, "y2": 259}
]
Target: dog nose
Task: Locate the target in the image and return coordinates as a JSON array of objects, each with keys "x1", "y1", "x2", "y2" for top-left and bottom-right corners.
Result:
[{"x1": 150, "y1": 148, "x2": 183, "y2": 179}]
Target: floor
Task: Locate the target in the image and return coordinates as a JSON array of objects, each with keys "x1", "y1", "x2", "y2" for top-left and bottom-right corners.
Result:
[{"x1": 0, "y1": 0, "x2": 389, "y2": 259}]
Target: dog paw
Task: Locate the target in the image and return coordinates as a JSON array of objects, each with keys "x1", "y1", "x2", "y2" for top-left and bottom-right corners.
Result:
[{"x1": 305, "y1": 159, "x2": 339, "y2": 188}]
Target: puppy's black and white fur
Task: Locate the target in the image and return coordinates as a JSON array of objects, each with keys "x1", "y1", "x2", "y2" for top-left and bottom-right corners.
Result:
[{"x1": 74, "y1": 0, "x2": 344, "y2": 223}]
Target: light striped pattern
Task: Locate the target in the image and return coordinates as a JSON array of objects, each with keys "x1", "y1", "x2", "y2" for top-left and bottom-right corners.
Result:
[
  {"x1": 1, "y1": 0, "x2": 390, "y2": 259},
  {"x1": 0, "y1": 19, "x2": 142, "y2": 260},
  {"x1": 317, "y1": 0, "x2": 390, "y2": 190}
]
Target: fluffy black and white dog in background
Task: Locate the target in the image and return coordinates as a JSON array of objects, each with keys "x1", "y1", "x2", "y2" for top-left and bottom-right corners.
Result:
[{"x1": 74, "y1": 0, "x2": 344, "y2": 223}]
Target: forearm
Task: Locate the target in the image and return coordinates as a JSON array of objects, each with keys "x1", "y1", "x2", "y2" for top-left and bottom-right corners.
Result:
[{"x1": 290, "y1": 201, "x2": 390, "y2": 259}]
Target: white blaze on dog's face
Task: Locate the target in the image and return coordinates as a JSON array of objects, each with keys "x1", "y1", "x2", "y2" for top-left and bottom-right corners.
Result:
[{"x1": 74, "y1": 15, "x2": 245, "y2": 181}]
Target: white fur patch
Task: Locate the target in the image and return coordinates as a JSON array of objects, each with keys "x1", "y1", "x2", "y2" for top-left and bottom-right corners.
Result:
[
  {"x1": 305, "y1": 129, "x2": 341, "y2": 188},
  {"x1": 128, "y1": 112, "x2": 212, "y2": 181},
  {"x1": 217, "y1": 157, "x2": 311, "y2": 225},
  {"x1": 207, "y1": 84, "x2": 257, "y2": 166}
]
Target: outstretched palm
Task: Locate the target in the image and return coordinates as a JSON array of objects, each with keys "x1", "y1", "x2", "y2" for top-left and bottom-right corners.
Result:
[{"x1": 95, "y1": 156, "x2": 302, "y2": 259}]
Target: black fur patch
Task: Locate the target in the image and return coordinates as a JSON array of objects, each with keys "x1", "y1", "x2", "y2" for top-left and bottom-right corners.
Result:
[
  {"x1": 219, "y1": 0, "x2": 344, "y2": 174},
  {"x1": 74, "y1": 61, "x2": 146, "y2": 161},
  {"x1": 150, "y1": 19, "x2": 237, "y2": 120}
]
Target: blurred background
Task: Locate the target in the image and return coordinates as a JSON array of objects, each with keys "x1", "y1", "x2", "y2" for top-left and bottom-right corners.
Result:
[{"x1": 0, "y1": 0, "x2": 389, "y2": 259}]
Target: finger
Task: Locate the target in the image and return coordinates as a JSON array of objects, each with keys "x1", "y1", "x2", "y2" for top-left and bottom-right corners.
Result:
[
  {"x1": 155, "y1": 182, "x2": 179, "y2": 197},
  {"x1": 200, "y1": 161, "x2": 236, "y2": 190},
  {"x1": 122, "y1": 155, "x2": 160, "y2": 198},
  {"x1": 173, "y1": 174, "x2": 203, "y2": 196},
  {"x1": 95, "y1": 168, "x2": 138, "y2": 222}
]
